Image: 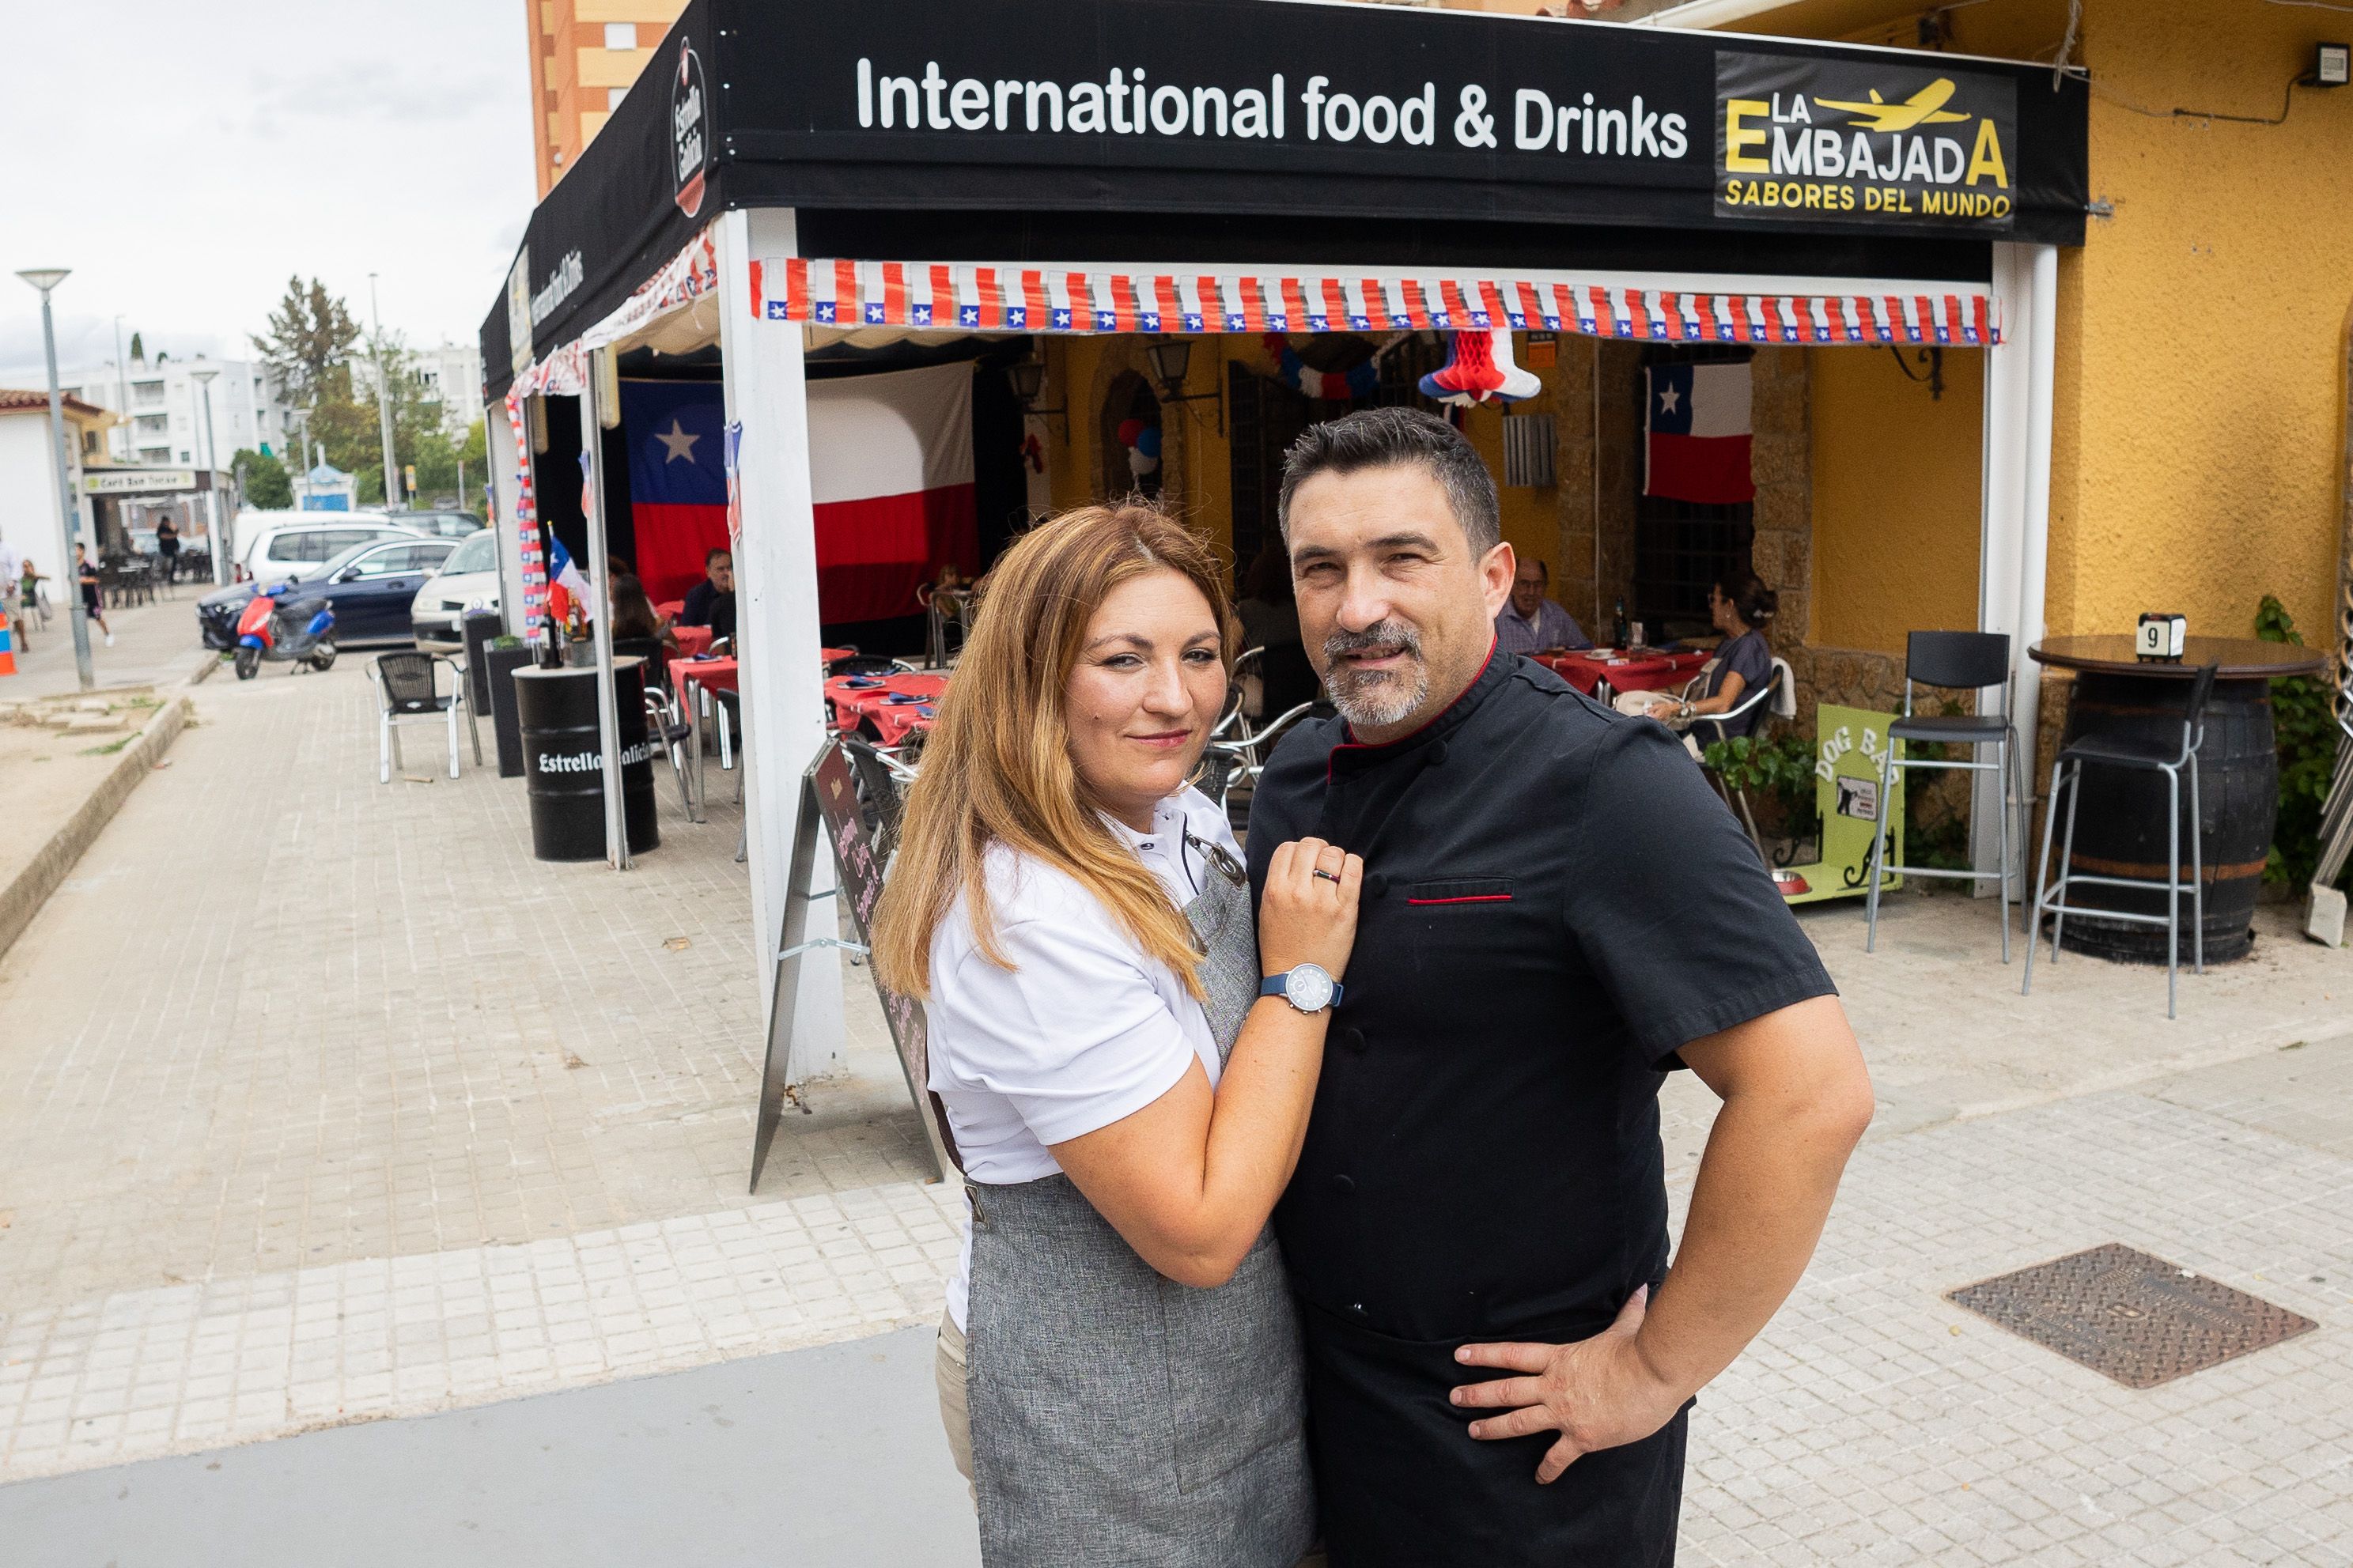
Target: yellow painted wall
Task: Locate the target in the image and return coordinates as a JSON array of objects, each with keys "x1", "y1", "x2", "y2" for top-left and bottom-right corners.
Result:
[
  {"x1": 1810, "y1": 346, "x2": 1984, "y2": 655},
  {"x1": 1738, "y1": 0, "x2": 2353, "y2": 649}
]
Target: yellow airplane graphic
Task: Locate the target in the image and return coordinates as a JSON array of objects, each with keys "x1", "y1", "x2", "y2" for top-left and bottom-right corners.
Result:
[{"x1": 1812, "y1": 78, "x2": 1971, "y2": 133}]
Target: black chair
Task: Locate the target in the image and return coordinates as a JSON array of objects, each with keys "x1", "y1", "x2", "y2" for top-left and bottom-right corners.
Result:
[
  {"x1": 716, "y1": 688, "x2": 746, "y2": 862},
  {"x1": 2024, "y1": 661, "x2": 2218, "y2": 1019},
  {"x1": 1865, "y1": 632, "x2": 2024, "y2": 962},
  {"x1": 372, "y1": 652, "x2": 474, "y2": 782},
  {"x1": 615, "y1": 637, "x2": 698, "y2": 822}
]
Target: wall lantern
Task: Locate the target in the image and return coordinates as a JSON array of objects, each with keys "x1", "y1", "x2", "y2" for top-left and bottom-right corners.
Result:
[{"x1": 1145, "y1": 337, "x2": 1224, "y2": 435}]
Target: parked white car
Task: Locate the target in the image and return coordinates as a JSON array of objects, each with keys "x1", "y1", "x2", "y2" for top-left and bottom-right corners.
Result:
[
  {"x1": 239, "y1": 516, "x2": 426, "y2": 586},
  {"x1": 408, "y1": 527, "x2": 502, "y2": 652}
]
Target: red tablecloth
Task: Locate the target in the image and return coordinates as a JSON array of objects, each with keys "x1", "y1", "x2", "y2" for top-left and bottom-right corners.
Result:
[
  {"x1": 827, "y1": 671, "x2": 948, "y2": 746},
  {"x1": 821, "y1": 646, "x2": 855, "y2": 667},
  {"x1": 654, "y1": 599, "x2": 686, "y2": 623},
  {"x1": 671, "y1": 624, "x2": 713, "y2": 657},
  {"x1": 1536, "y1": 648, "x2": 1712, "y2": 697},
  {"x1": 673, "y1": 656, "x2": 738, "y2": 708}
]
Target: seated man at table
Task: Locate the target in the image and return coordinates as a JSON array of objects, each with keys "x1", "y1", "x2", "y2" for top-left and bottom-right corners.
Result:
[
  {"x1": 678, "y1": 548, "x2": 736, "y2": 643},
  {"x1": 1493, "y1": 557, "x2": 1592, "y2": 655}
]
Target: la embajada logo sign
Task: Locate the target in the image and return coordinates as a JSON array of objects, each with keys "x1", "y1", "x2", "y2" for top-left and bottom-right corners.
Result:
[
  {"x1": 673, "y1": 39, "x2": 709, "y2": 218},
  {"x1": 1715, "y1": 51, "x2": 2014, "y2": 229}
]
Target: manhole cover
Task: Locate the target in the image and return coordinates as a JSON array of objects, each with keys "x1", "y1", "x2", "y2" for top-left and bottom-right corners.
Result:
[{"x1": 1947, "y1": 1243, "x2": 2316, "y2": 1389}]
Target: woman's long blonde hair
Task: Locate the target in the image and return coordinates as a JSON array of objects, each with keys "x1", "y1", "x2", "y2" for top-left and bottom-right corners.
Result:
[{"x1": 871, "y1": 503, "x2": 1234, "y2": 1003}]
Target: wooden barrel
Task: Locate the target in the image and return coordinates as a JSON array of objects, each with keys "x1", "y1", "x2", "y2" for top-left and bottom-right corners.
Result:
[{"x1": 2050, "y1": 672, "x2": 2275, "y2": 964}]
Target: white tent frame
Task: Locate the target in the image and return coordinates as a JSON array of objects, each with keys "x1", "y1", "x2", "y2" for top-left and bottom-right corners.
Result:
[{"x1": 487, "y1": 206, "x2": 2061, "y2": 1086}]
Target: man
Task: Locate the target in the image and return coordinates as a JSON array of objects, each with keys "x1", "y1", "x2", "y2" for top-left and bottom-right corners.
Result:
[
  {"x1": 678, "y1": 547, "x2": 736, "y2": 642},
  {"x1": 74, "y1": 544, "x2": 114, "y2": 647},
  {"x1": 154, "y1": 516, "x2": 180, "y2": 584},
  {"x1": 1493, "y1": 556, "x2": 1592, "y2": 655},
  {"x1": 1249, "y1": 408, "x2": 1871, "y2": 1566}
]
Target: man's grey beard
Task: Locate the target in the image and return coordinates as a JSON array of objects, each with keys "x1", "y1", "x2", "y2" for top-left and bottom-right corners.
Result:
[{"x1": 1322, "y1": 620, "x2": 1429, "y2": 731}]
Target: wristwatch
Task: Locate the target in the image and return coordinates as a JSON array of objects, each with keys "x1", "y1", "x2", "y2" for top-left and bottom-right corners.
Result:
[{"x1": 1260, "y1": 964, "x2": 1342, "y2": 1014}]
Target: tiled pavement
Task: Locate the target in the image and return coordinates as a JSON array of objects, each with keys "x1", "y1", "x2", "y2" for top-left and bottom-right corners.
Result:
[{"x1": 4, "y1": 652, "x2": 2352, "y2": 1561}]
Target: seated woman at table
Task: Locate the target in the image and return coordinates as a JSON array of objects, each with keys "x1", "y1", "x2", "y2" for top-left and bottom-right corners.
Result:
[
  {"x1": 607, "y1": 574, "x2": 679, "y2": 659},
  {"x1": 1617, "y1": 571, "x2": 1777, "y2": 754}
]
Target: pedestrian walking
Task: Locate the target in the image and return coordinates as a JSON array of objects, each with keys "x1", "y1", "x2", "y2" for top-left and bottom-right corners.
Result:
[
  {"x1": 872, "y1": 503, "x2": 1360, "y2": 1567},
  {"x1": 1248, "y1": 408, "x2": 1874, "y2": 1566},
  {"x1": 74, "y1": 543, "x2": 113, "y2": 646},
  {"x1": 154, "y1": 516, "x2": 180, "y2": 584}
]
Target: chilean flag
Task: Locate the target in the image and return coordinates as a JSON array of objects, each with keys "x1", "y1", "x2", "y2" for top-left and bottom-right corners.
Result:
[
  {"x1": 807, "y1": 362, "x2": 977, "y2": 624},
  {"x1": 1644, "y1": 362, "x2": 1754, "y2": 505},
  {"x1": 622, "y1": 380, "x2": 730, "y2": 606}
]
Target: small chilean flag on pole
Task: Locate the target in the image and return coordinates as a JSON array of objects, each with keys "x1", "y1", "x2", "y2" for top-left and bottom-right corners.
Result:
[{"x1": 1644, "y1": 362, "x2": 1754, "y2": 504}]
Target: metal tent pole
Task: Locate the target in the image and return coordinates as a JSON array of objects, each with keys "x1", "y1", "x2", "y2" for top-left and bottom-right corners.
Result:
[{"x1": 581, "y1": 349, "x2": 627, "y2": 871}]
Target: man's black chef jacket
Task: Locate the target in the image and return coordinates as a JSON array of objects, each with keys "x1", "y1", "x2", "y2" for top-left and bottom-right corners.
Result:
[{"x1": 1246, "y1": 650, "x2": 1834, "y2": 1567}]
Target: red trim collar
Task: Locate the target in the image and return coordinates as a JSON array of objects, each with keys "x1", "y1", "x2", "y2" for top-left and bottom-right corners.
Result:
[{"x1": 1326, "y1": 637, "x2": 1500, "y2": 782}]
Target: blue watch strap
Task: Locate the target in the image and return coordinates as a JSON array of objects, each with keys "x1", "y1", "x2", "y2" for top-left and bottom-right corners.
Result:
[{"x1": 1259, "y1": 971, "x2": 1345, "y2": 1004}]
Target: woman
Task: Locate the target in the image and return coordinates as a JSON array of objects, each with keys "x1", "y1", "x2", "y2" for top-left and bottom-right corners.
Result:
[
  {"x1": 607, "y1": 572, "x2": 678, "y2": 652},
  {"x1": 1620, "y1": 570, "x2": 1777, "y2": 754},
  {"x1": 872, "y1": 504, "x2": 1360, "y2": 1566}
]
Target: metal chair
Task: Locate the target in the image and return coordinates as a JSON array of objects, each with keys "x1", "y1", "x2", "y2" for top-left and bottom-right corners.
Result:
[
  {"x1": 2023, "y1": 661, "x2": 2218, "y2": 1019},
  {"x1": 371, "y1": 652, "x2": 475, "y2": 783},
  {"x1": 1688, "y1": 658, "x2": 1796, "y2": 852},
  {"x1": 841, "y1": 735, "x2": 914, "y2": 860},
  {"x1": 1866, "y1": 632, "x2": 2024, "y2": 962}
]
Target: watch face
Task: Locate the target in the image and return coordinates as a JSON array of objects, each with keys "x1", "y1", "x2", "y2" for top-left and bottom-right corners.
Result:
[{"x1": 1286, "y1": 965, "x2": 1334, "y2": 1012}]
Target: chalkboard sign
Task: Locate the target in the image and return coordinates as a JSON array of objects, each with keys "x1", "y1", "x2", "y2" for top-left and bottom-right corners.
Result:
[{"x1": 751, "y1": 739, "x2": 959, "y2": 1192}]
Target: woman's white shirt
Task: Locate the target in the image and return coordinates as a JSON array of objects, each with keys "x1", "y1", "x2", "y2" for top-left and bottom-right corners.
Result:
[{"x1": 926, "y1": 785, "x2": 1243, "y2": 1329}]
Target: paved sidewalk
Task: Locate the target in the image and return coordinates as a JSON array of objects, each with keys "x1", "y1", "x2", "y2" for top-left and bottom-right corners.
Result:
[
  {"x1": 2, "y1": 1326, "x2": 979, "y2": 1568},
  {"x1": 8, "y1": 593, "x2": 208, "y2": 698},
  {"x1": 2, "y1": 646, "x2": 2350, "y2": 1562}
]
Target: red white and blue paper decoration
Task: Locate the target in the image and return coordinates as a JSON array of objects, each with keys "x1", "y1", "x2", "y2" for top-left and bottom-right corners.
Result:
[
  {"x1": 1419, "y1": 327, "x2": 1542, "y2": 407},
  {"x1": 1263, "y1": 332, "x2": 1379, "y2": 401}
]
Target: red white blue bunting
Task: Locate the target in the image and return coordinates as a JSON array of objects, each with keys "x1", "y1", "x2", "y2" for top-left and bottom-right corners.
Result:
[{"x1": 753, "y1": 258, "x2": 1999, "y2": 348}]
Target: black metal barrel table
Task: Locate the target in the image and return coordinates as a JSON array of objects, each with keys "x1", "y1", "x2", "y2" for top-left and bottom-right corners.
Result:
[
  {"x1": 512, "y1": 657, "x2": 661, "y2": 861},
  {"x1": 2028, "y1": 635, "x2": 2325, "y2": 963}
]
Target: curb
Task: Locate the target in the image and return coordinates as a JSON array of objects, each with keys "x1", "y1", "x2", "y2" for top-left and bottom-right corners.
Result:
[
  {"x1": 0, "y1": 693, "x2": 193, "y2": 961},
  {"x1": 187, "y1": 648, "x2": 222, "y2": 686}
]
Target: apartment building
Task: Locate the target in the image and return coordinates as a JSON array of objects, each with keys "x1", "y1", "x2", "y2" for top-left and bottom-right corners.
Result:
[
  {"x1": 34, "y1": 355, "x2": 293, "y2": 467},
  {"x1": 526, "y1": 0, "x2": 690, "y2": 195}
]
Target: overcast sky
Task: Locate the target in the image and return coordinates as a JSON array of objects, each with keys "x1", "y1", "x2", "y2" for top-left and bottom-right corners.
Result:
[{"x1": 0, "y1": 0, "x2": 534, "y2": 385}]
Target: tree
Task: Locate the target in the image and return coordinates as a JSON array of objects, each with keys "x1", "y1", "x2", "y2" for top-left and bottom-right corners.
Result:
[
  {"x1": 128, "y1": 331, "x2": 144, "y2": 362},
  {"x1": 250, "y1": 277, "x2": 360, "y2": 411},
  {"x1": 233, "y1": 448, "x2": 292, "y2": 510}
]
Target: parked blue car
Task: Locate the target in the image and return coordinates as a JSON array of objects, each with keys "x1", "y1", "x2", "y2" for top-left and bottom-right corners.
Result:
[{"x1": 198, "y1": 537, "x2": 456, "y2": 651}]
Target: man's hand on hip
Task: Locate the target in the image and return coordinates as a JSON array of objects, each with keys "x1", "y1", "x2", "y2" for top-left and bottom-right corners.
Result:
[{"x1": 1449, "y1": 1287, "x2": 1685, "y2": 1483}]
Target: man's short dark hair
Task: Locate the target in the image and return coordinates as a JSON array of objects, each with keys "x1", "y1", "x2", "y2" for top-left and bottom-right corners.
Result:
[
  {"x1": 1519, "y1": 557, "x2": 1549, "y2": 583},
  {"x1": 1277, "y1": 407, "x2": 1500, "y2": 556},
  {"x1": 706, "y1": 548, "x2": 732, "y2": 568}
]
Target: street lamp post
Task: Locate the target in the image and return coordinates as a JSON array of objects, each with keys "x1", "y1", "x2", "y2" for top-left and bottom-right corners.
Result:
[
  {"x1": 368, "y1": 274, "x2": 400, "y2": 511},
  {"x1": 191, "y1": 367, "x2": 225, "y2": 585},
  {"x1": 17, "y1": 268, "x2": 96, "y2": 691},
  {"x1": 112, "y1": 315, "x2": 132, "y2": 462}
]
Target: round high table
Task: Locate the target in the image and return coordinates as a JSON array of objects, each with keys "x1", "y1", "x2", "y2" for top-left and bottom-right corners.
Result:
[{"x1": 2027, "y1": 635, "x2": 2325, "y2": 964}]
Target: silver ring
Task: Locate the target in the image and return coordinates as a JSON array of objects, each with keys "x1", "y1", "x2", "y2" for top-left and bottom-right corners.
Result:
[{"x1": 1313, "y1": 869, "x2": 1341, "y2": 883}]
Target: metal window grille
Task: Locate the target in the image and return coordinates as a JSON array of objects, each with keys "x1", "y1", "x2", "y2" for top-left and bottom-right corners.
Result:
[{"x1": 1502, "y1": 414, "x2": 1557, "y2": 488}]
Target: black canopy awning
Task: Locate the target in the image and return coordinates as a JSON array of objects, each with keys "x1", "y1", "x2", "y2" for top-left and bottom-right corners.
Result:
[{"x1": 482, "y1": 0, "x2": 2086, "y2": 398}]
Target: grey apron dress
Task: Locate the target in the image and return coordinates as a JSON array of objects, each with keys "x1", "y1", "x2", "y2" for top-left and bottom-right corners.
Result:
[{"x1": 963, "y1": 835, "x2": 1316, "y2": 1567}]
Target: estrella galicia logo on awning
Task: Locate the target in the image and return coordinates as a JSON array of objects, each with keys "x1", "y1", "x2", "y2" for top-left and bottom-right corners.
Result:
[
  {"x1": 1715, "y1": 51, "x2": 2014, "y2": 229},
  {"x1": 673, "y1": 40, "x2": 709, "y2": 218}
]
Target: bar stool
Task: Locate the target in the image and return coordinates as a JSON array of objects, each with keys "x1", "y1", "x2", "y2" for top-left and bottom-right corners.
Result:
[
  {"x1": 1866, "y1": 631, "x2": 2024, "y2": 960},
  {"x1": 2022, "y1": 661, "x2": 2217, "y2": 1018}
]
